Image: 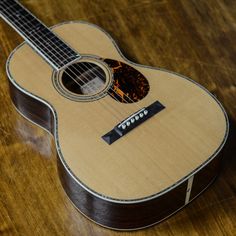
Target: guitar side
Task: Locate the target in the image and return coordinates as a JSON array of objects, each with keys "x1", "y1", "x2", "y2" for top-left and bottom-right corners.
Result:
[{"x1": 6, "y1": 21, "x2": 229, "y2": 230}]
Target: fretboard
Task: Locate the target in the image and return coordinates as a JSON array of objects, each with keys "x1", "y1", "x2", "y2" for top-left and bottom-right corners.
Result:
[{"x1": 0, "y1": 0, "x2": 81, "y2": 70}]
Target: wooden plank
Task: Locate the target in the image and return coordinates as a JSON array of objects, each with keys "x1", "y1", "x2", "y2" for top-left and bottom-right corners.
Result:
[{"x1": 0, "y1": 0, "x2": 235, "y2": 235}]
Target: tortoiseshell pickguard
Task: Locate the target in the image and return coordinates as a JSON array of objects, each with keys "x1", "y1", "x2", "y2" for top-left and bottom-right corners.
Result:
[{"x1": 104, "y1": 59, "x2": 150, "y2": 103}]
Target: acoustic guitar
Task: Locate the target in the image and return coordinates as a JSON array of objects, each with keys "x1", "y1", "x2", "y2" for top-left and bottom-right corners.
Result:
[{"x1": 0, "y1": 0, "x2": 229, "y2": 230}]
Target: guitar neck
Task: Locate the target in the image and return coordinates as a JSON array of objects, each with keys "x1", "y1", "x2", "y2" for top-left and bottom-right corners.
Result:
[{"x1": 0, "y1": 0, "x2": 81, "y2": 70}]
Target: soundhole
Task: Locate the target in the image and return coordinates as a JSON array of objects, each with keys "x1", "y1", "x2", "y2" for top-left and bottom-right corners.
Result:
[
  {"x1": 53, "y1": 58, "x2": 149, "y2": 103},
  {"x1": 61, "y1": 62, "x2": 106, "y2": 95}
]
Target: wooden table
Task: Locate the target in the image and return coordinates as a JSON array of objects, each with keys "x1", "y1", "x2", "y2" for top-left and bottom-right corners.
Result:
[{"x1": 0, "y1": 0, "x2": 235, "y2": 235}]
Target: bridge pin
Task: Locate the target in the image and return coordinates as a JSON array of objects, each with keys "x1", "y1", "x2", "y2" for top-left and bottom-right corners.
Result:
[
  {"x1": 126, "y1": 121, "x2": 131, "y2": 126},
  {"x1": 139, "y1": 113, "x2": 144, "y2": 118},
  {"x1": 135, "y1": 115, "x2": 139, "y2": 120},
  {"x1": 122, "y1": 124, "x2": 126, "y2": 130},
  {"x1": 144, "y1": 110, "x2": 148, "y2": 115},
  {"x1": 131, "y1": 118, "x2": 135, "y2": 123}
]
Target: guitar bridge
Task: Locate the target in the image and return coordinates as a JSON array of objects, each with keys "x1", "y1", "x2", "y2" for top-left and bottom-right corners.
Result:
[{"x1": 102, "y1": 101, "x2": 165, "y2": 145}]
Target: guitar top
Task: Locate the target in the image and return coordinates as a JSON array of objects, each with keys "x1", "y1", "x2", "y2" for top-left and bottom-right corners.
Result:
[{"x1": 0, "y1": 0, "x2": 229, "y2": 230}]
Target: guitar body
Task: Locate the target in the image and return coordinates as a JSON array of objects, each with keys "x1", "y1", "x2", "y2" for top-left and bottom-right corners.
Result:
[{"x1": 7, "y1": 21, "x2": 228, "y2": 230}]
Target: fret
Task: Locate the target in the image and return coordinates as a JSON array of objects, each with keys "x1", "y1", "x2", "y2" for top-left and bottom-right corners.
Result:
[
  {"x1": 0, "y1": 2, "x2": 43, "y2": 34},
  {"x1": 0, "y1": 0, "x2": 81, "y2": 70},
  {"x1": 14, "y1": 14, "x2": 44, "y2": 37}
]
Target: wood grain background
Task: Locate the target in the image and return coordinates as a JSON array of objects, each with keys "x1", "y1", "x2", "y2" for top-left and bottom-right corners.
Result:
[{"x1": 0, "y1": 0, "x2": 236, "y2": 235}]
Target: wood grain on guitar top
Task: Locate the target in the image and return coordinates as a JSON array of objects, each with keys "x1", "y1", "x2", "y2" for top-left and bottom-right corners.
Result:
[
  {"x1": 0, "y1": 0, "x2": 236, "y2": 235},
  {"x1": 7, "y1": 21, "x2": 227, "y2": 201}
]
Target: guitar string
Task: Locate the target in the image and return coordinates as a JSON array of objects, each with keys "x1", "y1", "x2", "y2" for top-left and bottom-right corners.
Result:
[
  {"x1": 1, "y1": 2, "x2": 165, "y2": 161},
  {"x1": 28, "y1": 16, "x2": 144, "y2": 119},
  {"x1": 1, "y1": 2, "x2": 173, "y2": 201},
  {"x1": 1, "y1": 1, "x2": 144, "y2": 110},
  {"x1": 1, "y1": 2, "x2": 142, "y2": 118},
  {"x1": 1, "y1": 2, "x2": 148, "y2": 113},
  {"x1": 0, "y1": 4, "x2": 134, "y2": 121},
  {"x1": 0, "y1": 3, "x2": 136, "y2": 117},
  {"x1": 4, "y1": 3, "x2": 131, "y2": 106},
  {"x1": 1, "y1": 2, "x2": 157, "y2": 136},
  {"x1": 9, "y1": 2, "x2": 140, "y2": 107},
  {"x1": 19, "y1": 18, "x2": 138, "y2": 120}
]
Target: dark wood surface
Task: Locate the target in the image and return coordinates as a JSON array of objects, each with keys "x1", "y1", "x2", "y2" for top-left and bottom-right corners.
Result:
[{"x1": 0, "y1": 0, "x2": 236, "y2": 235}]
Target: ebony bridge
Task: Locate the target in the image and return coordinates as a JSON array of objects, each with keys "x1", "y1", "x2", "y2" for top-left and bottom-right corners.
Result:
[{"x1": 102, "y1": 101, "x2": 165, "y2": 144}]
